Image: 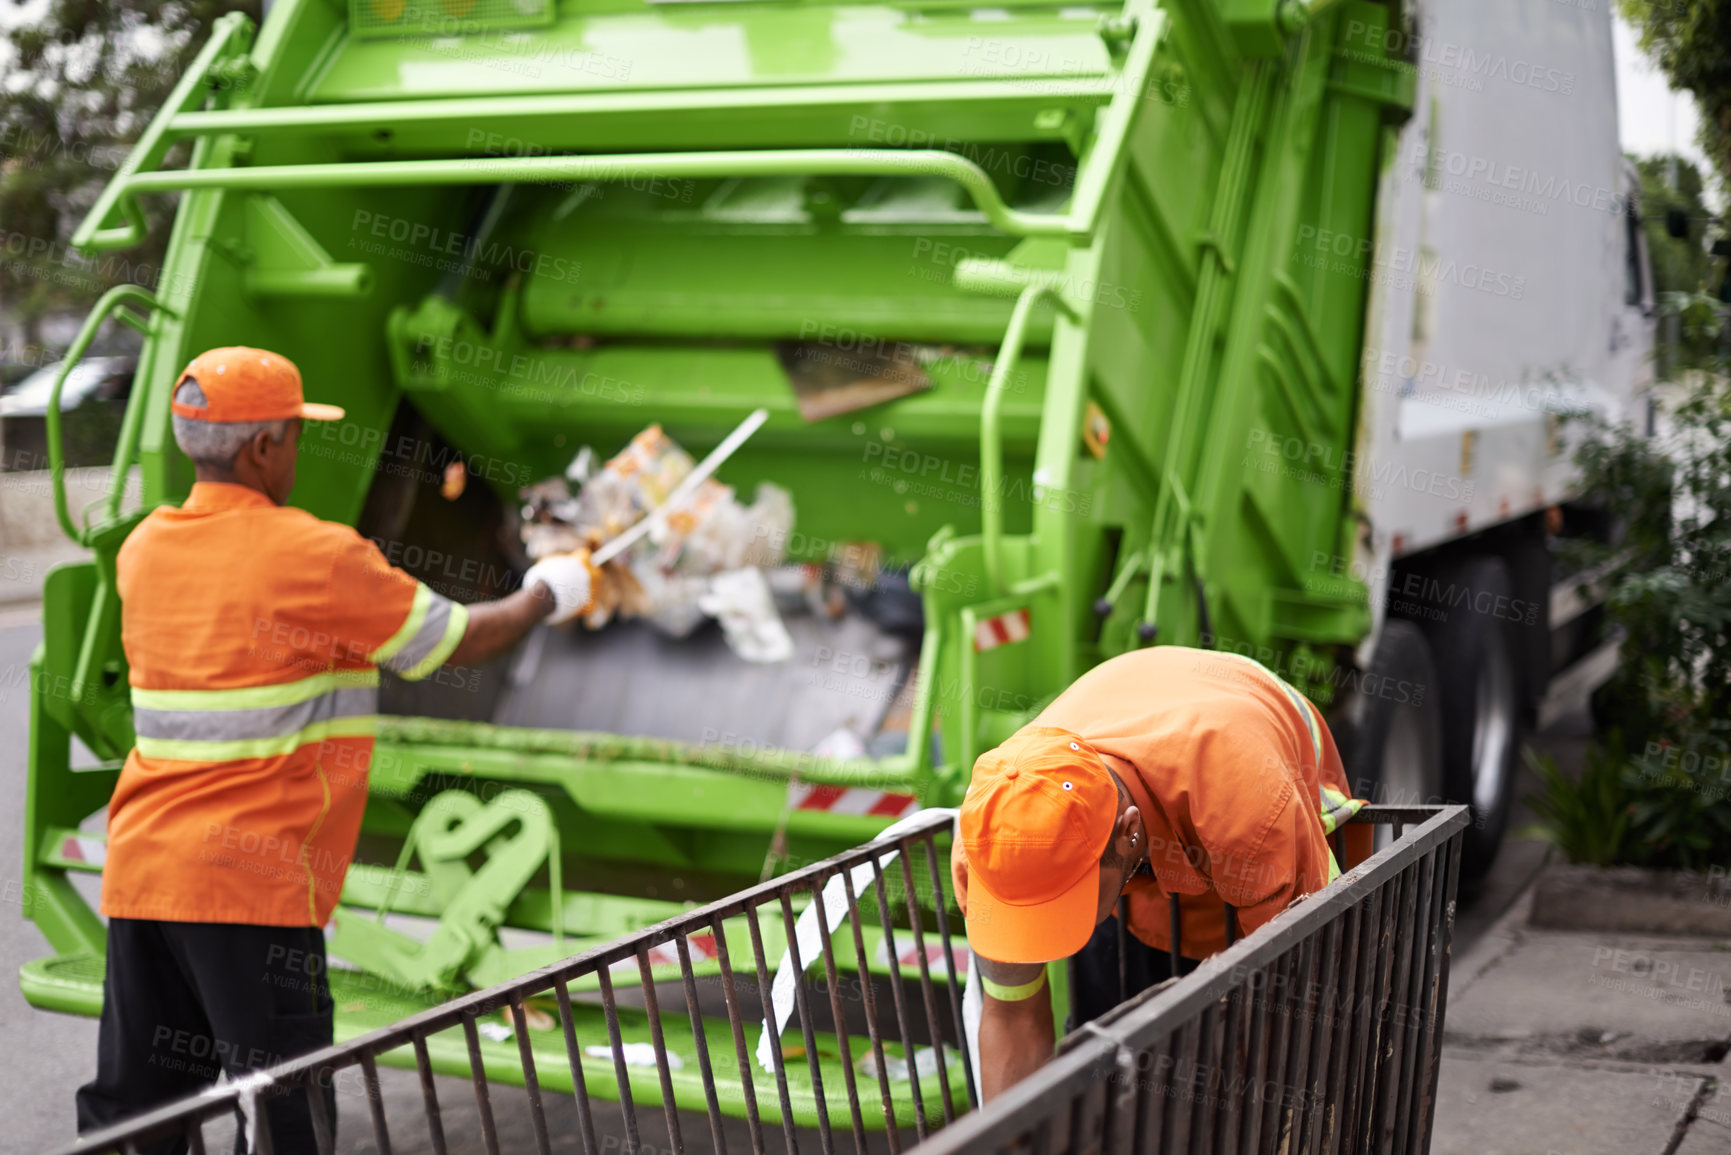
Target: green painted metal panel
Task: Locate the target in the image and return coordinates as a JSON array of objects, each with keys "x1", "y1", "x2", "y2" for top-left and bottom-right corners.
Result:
[{"x1": 312, "y1": 6, "x2": 1119, "y2": 102}]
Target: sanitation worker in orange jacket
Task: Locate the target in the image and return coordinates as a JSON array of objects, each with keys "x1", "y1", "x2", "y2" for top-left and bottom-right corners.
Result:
[
  {"x1": 952, "y1": 646, "x2": 1372, "y2": 1100},
  {"x1": 76, "y1": 348, "x2": 597, "y2": 1152}
]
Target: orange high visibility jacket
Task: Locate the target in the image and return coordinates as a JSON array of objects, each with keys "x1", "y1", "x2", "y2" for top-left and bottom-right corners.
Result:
[
  {"x1": 101, "y1": 482, "x2": 469, "y2": 927},
  {"x1": 954, "y1": 646, "x2": 1371, "y2": 961}
]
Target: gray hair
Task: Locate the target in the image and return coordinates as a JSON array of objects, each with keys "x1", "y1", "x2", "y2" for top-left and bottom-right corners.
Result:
[{"x1": 170, "y1": 380, "x2": 291, "y2": 468}]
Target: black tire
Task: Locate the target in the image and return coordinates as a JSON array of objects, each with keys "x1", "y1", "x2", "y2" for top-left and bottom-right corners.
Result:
[
  {"x1": 1503, "y1": 536, "x2": 1552, "y2": 717},
  {"x1": 1417, "y1": 556, "x2": 1523, "y2": 880},
  {"x1": 1336, "y1": 621, "x2": 1445, "y2": 846}
]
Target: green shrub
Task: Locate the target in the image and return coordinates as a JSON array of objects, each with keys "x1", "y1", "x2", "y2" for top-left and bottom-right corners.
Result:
[
  {"x1": 1524, "y1": 735, "x2": 1731, "y2": 872},
  {"x1": 1521, "y1": 744, "x2": 1632, "y2": 867},
  {"x1": 1528, "y1": 296, "x2": 1731, "y2": 868}
]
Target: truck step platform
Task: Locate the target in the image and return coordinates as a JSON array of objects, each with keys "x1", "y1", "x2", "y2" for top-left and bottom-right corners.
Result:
[{"x1": 21, "y1": 948, "x2": 963, "y2": 1131}]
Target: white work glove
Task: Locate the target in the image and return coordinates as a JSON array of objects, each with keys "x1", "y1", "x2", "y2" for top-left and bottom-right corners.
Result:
[{"x1": 524, "y1": 552, "x2": 596, "y2": 625}]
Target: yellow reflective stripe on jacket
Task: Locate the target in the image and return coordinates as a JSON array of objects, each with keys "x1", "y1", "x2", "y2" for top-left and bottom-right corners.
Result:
[
  {"x1": 397, "y1": 601, "x2": 468, "y2": 682},
  {"x1": 131, "y1": 666, "x2": 379, "y2": 758},
  {"x1": 368, "y1": 584, "x2": 468, "y2": 682},
  {"x1": 126, "y1": 582, "x2": 467, "y2": 762},
  {"x1": 1319, "y1": 784, "x2": 1365, "y2": 835},
  {"x1": 1320, "y1": 787, "x2": 1363, "y2": 882},
  {"x1": 133, "y1": 715, "x2": 379, "y2": 762},
  {"x1": 130, "y1": 669, "x2": 379, "y2": 713},
  {"x1": 369, "y1": 583, "x2": 432, "y2": 666}
]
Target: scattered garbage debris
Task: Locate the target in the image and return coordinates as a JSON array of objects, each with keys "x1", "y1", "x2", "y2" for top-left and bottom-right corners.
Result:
[
  {"x1": 441, "y1": 460, "x2": 467, "y2": 501},
  {"x1": 470, "y1": 1004, "x2": 558, "y2": 1042},
  {"x1": 520, "y1": 422, "x2": 795, "y2": 661},
  {"x1": 590, "y1": 408, "x2": 772, "y2": 567},
  {"x1": 519, "y1": 1002, "x2": 557, "y2": 1032},
  {"x1": 774, "y1": 338, "x2": 932, "y2": 422},
  {"x1": 856, "y1": 1044, "x2": 959, "y2": 1083},
  {"x1": 586, "y1": 1042, "x2": 684, "y2": 1071},
  {"x1": 810, "y1": 727, "x2": 868, "y2": 761},
  {"x1": 697, "y1": 567, "x2": 794, "y2": 662},
  {"x1": 762, "y1": 540, "x2": 891, "y2": 623}
]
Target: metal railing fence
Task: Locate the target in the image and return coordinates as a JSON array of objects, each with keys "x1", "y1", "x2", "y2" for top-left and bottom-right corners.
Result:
[
  {"x1": 907, "y1": 804, "x2": 1469, "y2": 1155},
  {"x1": 56, "y1": 811, "x2": 972, "y2": 1155},
  {"x1": 52, "y1": 805, "x2": 1466, "y2": 1155}
]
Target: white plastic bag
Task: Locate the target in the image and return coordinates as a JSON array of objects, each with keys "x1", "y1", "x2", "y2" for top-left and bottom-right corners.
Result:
[{"x1": 698, "y1": 568, "x2": 794, "y2": 663}]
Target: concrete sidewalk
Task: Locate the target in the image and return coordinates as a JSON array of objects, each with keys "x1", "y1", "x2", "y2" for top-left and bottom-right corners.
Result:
[{"x1": 1434, "y1": 885, "x2": 1731, "y2": 1155}]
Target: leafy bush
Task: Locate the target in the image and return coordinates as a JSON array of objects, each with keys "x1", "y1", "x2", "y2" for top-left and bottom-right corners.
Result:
[
  {"x1": 1522, "y1": 745, "x2": 1631, "y2": 867},
  {"x1": 1529, "y1": 296, "x2": 1731, "y2": 868},
  {"x1": 1526, "y1": 734, "x2": 1731, "y2": 872}
]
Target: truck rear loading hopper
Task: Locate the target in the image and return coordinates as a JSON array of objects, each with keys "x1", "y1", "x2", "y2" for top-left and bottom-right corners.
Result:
[{"x1": 23, "y1": 0, "x2": 1429, "y2": 1106}]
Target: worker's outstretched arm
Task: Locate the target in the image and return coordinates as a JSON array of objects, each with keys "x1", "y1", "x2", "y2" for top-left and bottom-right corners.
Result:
[
  {"x1": 976, "y1": 957, "x2": 1056, "y2": 1101},
  {"x1": 446, "y1": 554, "x2": 595, "y2": 668},
  {"x1": 447, "y1": 585, "x2": 555, "y2": 667}
]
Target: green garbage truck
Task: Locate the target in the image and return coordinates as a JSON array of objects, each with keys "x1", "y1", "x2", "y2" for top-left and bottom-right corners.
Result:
[{"x1": 21, "y1": 0, "x2": 1648, "y2": 1109}]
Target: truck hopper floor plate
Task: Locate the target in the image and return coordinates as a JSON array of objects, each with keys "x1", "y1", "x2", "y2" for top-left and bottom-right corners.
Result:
[{"x1": 495, "y1": 613, "x2": 913, "y2": 752}]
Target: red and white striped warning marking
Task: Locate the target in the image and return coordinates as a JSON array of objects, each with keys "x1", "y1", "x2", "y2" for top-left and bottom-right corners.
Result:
[
  {"x1": 59, "y1": 836, "x2": 107, "y2": 867},
  {"x1": 973, "y1": 608, "x2": 1031, "y2": 652},
  {"x1": 875, "y1": 938, "x2": 971, "y2": 974},
  {"x1": 610, "y1": 932, "x2": 719, "y2": 975},
  {"x1": 787, "y1": 783, "x2": 920, "y2": 820}
]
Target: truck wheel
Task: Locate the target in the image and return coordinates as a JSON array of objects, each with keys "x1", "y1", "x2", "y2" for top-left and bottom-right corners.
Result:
[
  {"x1": 1503, "y1": 536, "x2": 1552, "y2": 717},
  {"x1": 1340, "y1": 620, "x2": 1444, "y2": 850},
  {"x1": 1423, "y1": 556, "x2": 1521, "y2": 880}
]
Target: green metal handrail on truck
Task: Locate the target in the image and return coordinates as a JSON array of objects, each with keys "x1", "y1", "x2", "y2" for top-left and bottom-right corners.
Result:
[{"x1": 20, "y1": 0, "x2": 1642, "y2": 1122}]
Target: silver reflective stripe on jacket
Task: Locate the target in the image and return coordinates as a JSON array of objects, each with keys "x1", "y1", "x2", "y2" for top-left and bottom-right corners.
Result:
[{"x1": 130, "y1": 669, "x2": 381, "y2": 762}]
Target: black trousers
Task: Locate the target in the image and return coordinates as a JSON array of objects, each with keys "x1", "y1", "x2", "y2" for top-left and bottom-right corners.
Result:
[
  {"x1": 1070, "y1": 913, "x2": 1201, "y2": 1029},
  {"x1": 76, "y1": 918, "x2": 337, "y2": 1155}
]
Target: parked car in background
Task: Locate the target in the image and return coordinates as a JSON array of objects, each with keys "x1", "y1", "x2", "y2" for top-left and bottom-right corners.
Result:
[{"x1": 0, "y1": 356, "x2": 136, "y2": 472}]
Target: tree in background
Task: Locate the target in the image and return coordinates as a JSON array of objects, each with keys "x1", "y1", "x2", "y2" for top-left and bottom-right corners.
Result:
[
  {"x1": 1637, "y1": 154, "x2": 1715, "y2": 297},
  {"x1": 0, "y1": 1, "x2": 261, "y2": 353},
  {"x1": 1619, "y1": 0, "x2": 1731, "y2": 186},
  {"x1": 1523, "y1": 8, "x2": 1731, "y2": 868},
  {"x1": 1528, "y1": 332, "x2": 1731, "y2": 869}
]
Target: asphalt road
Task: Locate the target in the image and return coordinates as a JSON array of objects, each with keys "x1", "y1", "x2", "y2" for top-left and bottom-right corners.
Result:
[
  {"x1": 0, "y1": 611, "x2": 1574, "y2": 1152},
  {"x1": 0, "y1": 607, "x2": 102, "y2": 1148}
]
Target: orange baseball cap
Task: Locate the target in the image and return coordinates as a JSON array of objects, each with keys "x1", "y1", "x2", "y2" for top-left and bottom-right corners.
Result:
[
  {"x1": 960, "y1": 726, "x2": 1119, "y2": 964},
  {"x1": 171, "y1": 347, "x2": 344, "y2": 423}
]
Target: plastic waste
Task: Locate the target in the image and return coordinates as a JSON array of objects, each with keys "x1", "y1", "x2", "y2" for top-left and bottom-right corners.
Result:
[
  {"x1": 586, "y1": 1042, "x2": 684, "y2": 1071},
  {"x1": 697, "y1": 568, "x2": 795, "y2": 663},
  {"x1": 519, "y1": 424, "x2": 796, "y2": 661},
  {"x1": 855, "y1": 1044, "x2": 959, "y2": 1083},
  {"x1": 810, "y1": 727, "x2": 867, "y2": 760}
]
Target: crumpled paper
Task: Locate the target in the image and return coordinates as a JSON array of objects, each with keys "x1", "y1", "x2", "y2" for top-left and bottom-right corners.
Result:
[{"x1": 519, "y1": 425, "x2": 796, "y2": 661}]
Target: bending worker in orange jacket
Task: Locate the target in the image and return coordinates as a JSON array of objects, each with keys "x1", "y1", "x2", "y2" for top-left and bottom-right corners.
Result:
[
  {"x1": 953, "y1": 646, "x2": 1371, "y2": 1100},
  {"x1": 76, "y1": 348, "x2": 598, "y2": 1151}
]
